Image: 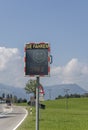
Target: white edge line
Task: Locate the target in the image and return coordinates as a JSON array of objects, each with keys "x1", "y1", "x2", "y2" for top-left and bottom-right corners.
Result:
[{"x1": 13, "y1": 108, "x2": 28, "y2": 130}]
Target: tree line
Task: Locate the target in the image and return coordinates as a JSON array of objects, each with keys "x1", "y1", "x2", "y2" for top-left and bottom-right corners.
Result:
[
  {"x1": 0, "y1": 93, "x2": 27, "y2": 103},
  {"x1": 55, "y1": 93, "x2": 88, "y2": 100}
]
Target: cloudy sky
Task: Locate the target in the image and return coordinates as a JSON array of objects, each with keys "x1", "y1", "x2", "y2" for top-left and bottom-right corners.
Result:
[{"x1": 0, "y1": 0, "x2": 88, "y2": 90}]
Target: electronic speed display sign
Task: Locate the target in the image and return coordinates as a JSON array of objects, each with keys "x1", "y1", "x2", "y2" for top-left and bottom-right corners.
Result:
[{"x1": 24, "y1": 43, "x2": 50, "y2": 76}]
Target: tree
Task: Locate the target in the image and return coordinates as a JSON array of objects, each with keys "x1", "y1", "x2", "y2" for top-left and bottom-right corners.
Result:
[
  {"x1": 25, "y1": 79, "x2": 37, "y2": 99},
  {"x1": 2, "y1": 93, "x2": 5, "y2": 99},
  {"x1": 13, "y1": 95, "x2": 18, "y2": 103},
  {"x1": 6, "y1": 94, "x2": 10, "y2": 99},
  {"x1": 25, "y1": 79, "x2": 42, "y2": 99}
]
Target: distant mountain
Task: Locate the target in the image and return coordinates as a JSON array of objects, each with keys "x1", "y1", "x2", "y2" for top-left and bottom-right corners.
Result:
[
  {"x1": 0, "y1": 83, "x2": 86, "y2": 101},
  {"x1": 0, "y1": 83, "x2": 27, "y2": 99},
  {"x1": 44, "y1": 84, "x2": 86, "y2": 100}
]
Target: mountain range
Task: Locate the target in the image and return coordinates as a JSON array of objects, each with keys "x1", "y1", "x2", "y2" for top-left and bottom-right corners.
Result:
[
  {"x1": 44, "y1": 84, "x2": 86, "y2": 100},
  {"x1": 0, "y1": 83, "x2": 86, "y2": 100}
]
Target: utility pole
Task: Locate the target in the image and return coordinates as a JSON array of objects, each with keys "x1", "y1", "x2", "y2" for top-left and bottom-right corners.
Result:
[
  {"x1": 48, "y1": 89, "x2": 52, "y2": 100},
  {"x1": 64, "y1": 89, "x2": 70, "y2": 110}
]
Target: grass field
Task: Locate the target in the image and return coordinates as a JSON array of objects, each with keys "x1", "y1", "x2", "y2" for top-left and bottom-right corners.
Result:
[{"x1": 17, "y1": 97, "x2": 88, "y2": 130}]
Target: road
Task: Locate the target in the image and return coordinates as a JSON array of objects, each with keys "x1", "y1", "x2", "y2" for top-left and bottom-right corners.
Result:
[{"x1": 0, "y1": 104, "x2": 28, "y2": 130}]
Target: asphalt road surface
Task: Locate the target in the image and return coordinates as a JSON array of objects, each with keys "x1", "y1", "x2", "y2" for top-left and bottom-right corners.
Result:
[{"x1": 0, "y1": 104, "x2": 28, "y2": 130}]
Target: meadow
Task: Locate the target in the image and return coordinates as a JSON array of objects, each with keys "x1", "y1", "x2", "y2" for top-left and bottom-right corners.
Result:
[{"x1": 17, "y1": 97, "x2": 88, "y2": 130}]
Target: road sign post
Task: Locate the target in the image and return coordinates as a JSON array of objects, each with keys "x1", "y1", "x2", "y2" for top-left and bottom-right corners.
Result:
[
  {"x1": 24, "y1": 42, "x2": 51, "y2": 130},
  {"x1": 36, "y1": 76, "x2": 39, "y2": 130}
]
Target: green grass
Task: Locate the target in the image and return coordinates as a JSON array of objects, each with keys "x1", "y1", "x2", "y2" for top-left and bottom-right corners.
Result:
[{"x1": 17, "y1": 97, "x2": 88, "y2": 130}]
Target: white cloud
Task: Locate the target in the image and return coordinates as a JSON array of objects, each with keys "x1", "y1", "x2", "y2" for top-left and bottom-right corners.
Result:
[
  {"x1": 0, "y1": 47, "x2": 20, "y2": 70},
  {"x1": 0, "y1": 47, "x2": 27, "y2": 87},
  {"x1": 49, "y1": 58, "x2": 88, "y2": 90},
  {"x1": 0, "y1": 47, "x2": 88, "y2": 90}
]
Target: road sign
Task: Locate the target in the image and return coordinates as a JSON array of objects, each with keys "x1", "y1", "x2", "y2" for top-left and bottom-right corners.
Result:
[
  {"x1": 39, "y1": 85, "x2": 45, "y2": 101},
  {"x1": 24, "y1": 42, "x2": 50, "y2": 76}
]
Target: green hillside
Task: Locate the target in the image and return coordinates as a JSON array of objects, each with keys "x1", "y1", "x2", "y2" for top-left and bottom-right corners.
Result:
[{"x1": 17, "y1": 98, "x2": 88, "y2": 130}]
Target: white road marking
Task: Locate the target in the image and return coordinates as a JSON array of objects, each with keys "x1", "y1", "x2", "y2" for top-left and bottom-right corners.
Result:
[{"x1": 12, "y1": 108, "x2": 28, "y2": 130}]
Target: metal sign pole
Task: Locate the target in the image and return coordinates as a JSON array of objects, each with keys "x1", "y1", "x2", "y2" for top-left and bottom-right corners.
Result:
[
  {"x1": 36, "y1": 76, "x2": 39, "y2": 130},
  {"x1": 24, "y1": 42, "x2": 52, "y2": 130}
]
